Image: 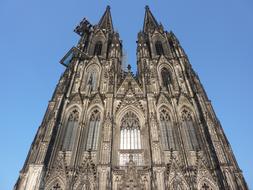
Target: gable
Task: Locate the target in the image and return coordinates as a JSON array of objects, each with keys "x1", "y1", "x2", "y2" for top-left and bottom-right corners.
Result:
[{"x1": 116, "y1": 72, "x2": 143, "y2": 96}]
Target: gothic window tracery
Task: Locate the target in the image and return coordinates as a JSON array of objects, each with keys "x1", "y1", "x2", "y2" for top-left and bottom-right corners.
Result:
[
  {"x1": 85, "y1": 66, "x2": 99, "y2": 91},
  {"x1": 50, "y1": 183, "x2": 63, "y2": 190},
  {"x1": 201, "y1": 183, "x2": 212, "y2": 190},
  {"x1": 181, "y1": 109, "x2": 199, "y2": 150},
  {"x1": 88, "y1": 72, "x2": 97, "y2": 90},
  {"x1": 62, "y1": 110, "x2": 79, "y2": 151},
  {"x1": 93, "y1": 41, "x2": 102, "y2": 55},
  {"x1": 159, "y1": 108, "x2": 177, "y2": 150},
  {"x1": 198, "y1": 180, "x2": 217, "y2": 190},
  {"x1": 155, "y1": 41, "x2": 164, "y2": 55},
  {"x1": 170, "y1": 178, "x2": 188, "y2": 190},
  {"x1": 119, "y1": 111, "x2": 142, "y2": 165},
  {"x1": 85, "y1": 109, "x2": 101, "y2": 151},
  {"x1": 161, "y1": 67, "x2": 171, "y2": 87}
]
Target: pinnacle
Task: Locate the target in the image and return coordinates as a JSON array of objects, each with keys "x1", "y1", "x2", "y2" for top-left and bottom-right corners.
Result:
[
  {"x1": 98, "y1": 5, "x2": 114, "y2": 31},
  {"x1": 143, "y1": 6, "x2": 159, "y2": 33},
  {"x1": 127, "y1": 64, "x2": 131, "y2": 71}
]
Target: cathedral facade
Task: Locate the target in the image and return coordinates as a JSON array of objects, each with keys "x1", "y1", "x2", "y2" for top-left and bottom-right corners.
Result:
[{"x1": 14, "y1": 6, "x2": 248, "y2": 190}]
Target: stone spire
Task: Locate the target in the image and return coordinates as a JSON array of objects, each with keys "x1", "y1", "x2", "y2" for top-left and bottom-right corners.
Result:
[
  {"x1": 143, "y1": 5, "x2": 159, "y2": 33},
  {"x1": 97, "y1": 5, "x2": 114, "y2": 31}
]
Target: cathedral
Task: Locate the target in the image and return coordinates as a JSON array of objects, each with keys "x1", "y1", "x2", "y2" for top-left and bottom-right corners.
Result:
[{"x1": 14, "y1": 6, "x2": 248, "y2": 190}]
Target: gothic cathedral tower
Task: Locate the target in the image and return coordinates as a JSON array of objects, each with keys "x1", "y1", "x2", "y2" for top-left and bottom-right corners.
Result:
[{"x1": 15, "y1": 6, "x2": 248, "y2": 190}]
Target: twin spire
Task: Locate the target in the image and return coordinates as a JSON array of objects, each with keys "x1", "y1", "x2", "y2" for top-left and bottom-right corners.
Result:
[{"x1": 96, "y1": 5, "x2": 160, "y2": 33}]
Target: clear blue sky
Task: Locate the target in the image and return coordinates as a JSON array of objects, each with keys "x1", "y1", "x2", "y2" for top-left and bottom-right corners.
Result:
[{"x1": 0, "y1": 0, "x2": 252, "y2": 189}]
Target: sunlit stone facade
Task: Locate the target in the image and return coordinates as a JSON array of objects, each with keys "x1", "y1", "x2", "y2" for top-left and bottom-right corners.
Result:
[{"x1": 14, "y1": 6, "x2": 248, "y2": 190}]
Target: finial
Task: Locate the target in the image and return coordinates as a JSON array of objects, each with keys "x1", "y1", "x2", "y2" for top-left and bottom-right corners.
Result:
[
  {"x1": 127, "y1": 64, "x2": 131, "y2": 71},
  {"x1": 145, "y1": 5, "x2": 150, "y2": 10},
  {"x1": 106, "y1": 5, "x2": 111, "y2": 10}
]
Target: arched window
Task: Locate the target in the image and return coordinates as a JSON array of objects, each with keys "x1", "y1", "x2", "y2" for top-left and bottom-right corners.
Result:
[
  {"x1": 119, "y1": 111, "x2": 142, "y2": 165},
  {"x1": 85, "y1": 110, "x2": 101, "y2": 151},
  {"x1": 159, "y1": 108, "x2": 177, "y2": 150},
  {"x1": 155, "y1": 41, "x2": 164, "y2": 55},
  {"x1": 181, "y1": 109, "x2": 199, "y2": 150},
  {"x1": 161, "y1": 67, "x2": 171, "y2": 87},
  {"x1": 87, "y1": 70, "x2": 97, "y2": 90},
  {"x1": 93, "y1": 41, "x2": 102, "y2": 55},
  {"x1": 62, "y1": 110, "x2": 79, "y2": 151}
]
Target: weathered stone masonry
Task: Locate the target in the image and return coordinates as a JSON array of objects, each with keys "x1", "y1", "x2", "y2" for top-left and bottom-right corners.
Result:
[{"x1": 14, "y1": 6, "x2": 248, "y2": 190}]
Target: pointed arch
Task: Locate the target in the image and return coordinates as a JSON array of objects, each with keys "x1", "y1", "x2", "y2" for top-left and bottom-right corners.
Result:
[
  {"x1": 120, "y1": 111, "x2": 141, "y2": 149},
  {"x1": 93, "y1": 41, "x2": 102, "y2": 55},
  {"x1": 93, "y1": 29, "x2": 107, "y2": 39},
  {"x1": 169, "y1": 175, "x2": 190, "y2": 190},
  {"x1": 161, "y1": 67, "x2": 171, "y2": 87},
  {"x1": 115, "y1": 105, "x2": 145, "y2": 166},
  {"x1": 180, "y1": 108, "x2": 199, "y2": 150},
  {"x1": 151, "y1": 32, "x2": 170, "y2": 57},
  {"x1": 62, "y1": 109, "x2": 79, "y2": 151},
  {"x1": 64, "y1": 104, "x2": 82, "y2": 115},
  {"x1": 157, "y1": 63, "x2": 175, "y2": 89},
  {"x1": 155, "y1": 40, "x2": 164, "y2": 55},
  {"x1": 85, "y1": 109, "x2": 101, "y2": 151},
  {"x1": 158, "y1": 107, "x2": 178, "y2": 150},
  {"x1": 116, "y1": 105, "x2": 145, "y2": 128},
  {"x1": 88, "y1": 31, "x2": 106, "y2": 56},
  {"x1": 83, "y1": 63, "x2": 101, "y2": 91},
  {"x1": 119, "y1": 110, "x2": 142, "y2": 165},
  {"x1": 177, "y1": 94, "x2": 196, "y2": 113}
]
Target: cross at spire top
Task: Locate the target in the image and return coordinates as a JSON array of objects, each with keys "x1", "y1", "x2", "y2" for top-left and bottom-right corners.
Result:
[{"x1": 143, "y1": 5, "x2": 159, "y2": 33}]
